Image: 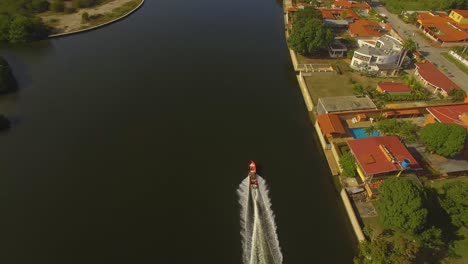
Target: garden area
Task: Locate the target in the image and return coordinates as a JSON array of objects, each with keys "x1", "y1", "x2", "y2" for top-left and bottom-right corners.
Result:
[{"x1": 355, "y1": 176, "x2": 468, "y2": 264}]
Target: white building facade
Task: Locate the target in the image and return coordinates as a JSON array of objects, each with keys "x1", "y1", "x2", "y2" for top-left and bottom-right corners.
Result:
[{"x1": 350, "y1": 35, "x2": 404, "y2": 75}]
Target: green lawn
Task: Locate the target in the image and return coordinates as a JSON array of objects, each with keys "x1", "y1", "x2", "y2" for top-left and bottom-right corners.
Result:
[
  {"x1": 379, "y1": 0, "x2": 437, "y2": 14},
  {"x1": 303, "y1": 60, "x2": 406, "y2": 104}
]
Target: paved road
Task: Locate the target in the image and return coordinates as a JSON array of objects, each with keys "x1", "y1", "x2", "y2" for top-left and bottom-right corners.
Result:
[{"x1": 372, "y1": 1, "x2": 468, "y2": 90}]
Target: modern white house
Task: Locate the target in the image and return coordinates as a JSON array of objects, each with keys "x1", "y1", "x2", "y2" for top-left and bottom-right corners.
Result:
[{"x1": 350, "y1": 35, "x2": 404, "y2": 76}]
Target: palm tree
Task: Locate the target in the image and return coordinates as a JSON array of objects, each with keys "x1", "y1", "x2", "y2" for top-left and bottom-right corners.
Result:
[{"x1": 398, "y1": 38, "x2": 418, "y2": 69}]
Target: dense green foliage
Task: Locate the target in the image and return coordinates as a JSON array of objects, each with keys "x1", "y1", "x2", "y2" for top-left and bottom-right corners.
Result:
[
  {"x1": 420, "y1": 123, "x2": 467, "y2": 158},
  {"x1": 72, "y1": 0, "x2": 103, "y2": 8},
  {"x1": 376, "y1": 177, "x2": 428, "y2": 234},
  {"x1": 380, "y1": 0, "x2": 468, "y2": 14},
  {"x1": 0, "y1": 0, "x2": 50, "y2": 43},
  {"x1": 354, "y1": 235, "x2": 420, "y2": 264},
  {"x1": 368, "y1": 118, "x2": 418, "y2": 143},
  {"x1": 287, "y1": 7, "x2": 333, "y2": 54},
  {"x1": 440, "y1": 182, "x2": 468, "y2": 228},
  {"x1": 0, "y1": 57, "x2": 17, "y2": 93},
  {"x1": 339, "y1": 151, "x2": 356, "y2": 177},
  {"x1": 50, "y1": 1, "x2": 65, "y2": 12},
  {"x1": 449, "y1": 89, "x2": 467, "y2": 102}
]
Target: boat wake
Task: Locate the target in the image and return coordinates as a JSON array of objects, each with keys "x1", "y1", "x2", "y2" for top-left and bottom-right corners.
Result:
[{"x1": 238, "y1": 176, "x2": 282, "y2": 264}]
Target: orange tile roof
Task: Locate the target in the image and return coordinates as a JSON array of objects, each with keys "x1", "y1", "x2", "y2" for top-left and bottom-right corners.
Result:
[
  {"x1": 377, "y1": 82, "x2": 411, "y2": 93},
  {"x1": 416, "y1": 61, "x2": 461, "y2": 93},
  {"x1": 320, "y1": 8, "x2": 360, "y2": 20},
  {"x1": 333, "y1": 0, "x2": 371, "y2": 10},
  {"x1": 418, "y1": 12, "x2": 468, "y2": 42},
  {"x1": 426, "y1": 104, "x2": 468, "y2": 129},
  {"x1": 452, "y1": 9, "x2": 468, "y2": 17},
  {"x1": 317, "y1": 114, "x2": 346, "y2": 135},
  {"x1": 349, "y1": 19, "x2": 382, "y2": 37}
]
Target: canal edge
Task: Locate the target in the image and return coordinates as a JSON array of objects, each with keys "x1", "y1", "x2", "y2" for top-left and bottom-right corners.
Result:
[
  {"x1": 48, "y1": 0, "x2": 146, "y2": 38},
  {"x1": 282, "y1": 0, "x2": 366, "y2": 244}
]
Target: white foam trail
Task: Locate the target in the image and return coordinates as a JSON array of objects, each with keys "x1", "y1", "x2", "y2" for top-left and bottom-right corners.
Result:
[{"x1": 238, "y1": 175, "x2": 283, "y2": 264}]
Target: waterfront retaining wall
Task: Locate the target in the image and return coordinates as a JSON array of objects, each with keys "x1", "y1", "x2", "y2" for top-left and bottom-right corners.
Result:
[
  {"x1": 340, "y1": 189, "x2": 366, "y2": 242},
  {"x1": 296, "y1": 72, "x2": 314, "y2": 112}
]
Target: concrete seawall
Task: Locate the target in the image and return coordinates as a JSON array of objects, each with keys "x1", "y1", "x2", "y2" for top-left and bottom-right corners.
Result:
[
  {"x1": 340, "y1": 189, "x2": 366, "y2": 242},
  {"x1": 282, "y1": 0, "x2": 366, "y2": 246},
  {"x1": 49, "y1": 0, "x2": 145, "y2": 38}
]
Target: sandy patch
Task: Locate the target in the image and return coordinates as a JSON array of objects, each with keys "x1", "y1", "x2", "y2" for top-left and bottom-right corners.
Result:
[{"x1": 39, "y1": 0, "x2": 140, "y2": 34}]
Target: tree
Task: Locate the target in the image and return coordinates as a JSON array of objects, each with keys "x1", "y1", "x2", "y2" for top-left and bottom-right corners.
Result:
[
  {"x1": 420, "y1": 123, "x2": 467, "y2": 158},
  {"x1": 398, "y1": 38, "x2": 418, "y2": 68},
  {"x1": 50, "y1": 0, "x2": 65, "y2": 12},
  {"x1": 375, "y1": 177, "x2": 428, "y2": 234},
  {"x1": 373, "y1": 119, "x2": 418, "y2": 143},
  {"x1": 82, "y1": 12, "x2": 90, "y2": 22},
  {"x1": 287, "y1": 7, "x2": 333, "y2": 54},
  {"x1": 354, "y1": 239, "x2": 389, "y2": 264},
  {"x1": 448, "y1": 88, "x2": 466, "y2": 102},
  {"x1": 339, "y1": 151, "x2": 356, "y2": 177},
  {"x1": 354, "y1": 237, "x2": 418, "y2": 264},
  {"x1": 288, "y1": 18, "x2": 333, "y2": 54},
  {"x1": 8, "y1": 15, "x2": 32, "y2": 43},
  {"x1": 440, "y1": 182, "x2": 468, "y2": 228},
  {"x1": 0, "y1": 56, "x2": 18, "y2": 93}
]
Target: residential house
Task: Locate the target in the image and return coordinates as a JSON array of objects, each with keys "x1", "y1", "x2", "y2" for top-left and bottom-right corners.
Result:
[
  {"x1": 425, "y1": 104, "x2": 468, "y2": 129},
  {"x1": 417, "y1": 11, "x2": 468, "y2": 47},
  {"x1": 350, "y1": 34, "x2": 403, "y2": 76},
  {"x1": 348, "y1": 19, "x2": 383, "y2": 39},
  {"x1": 316, "y1": 95, "x2": 377, "y2": 115},
  {"x1": 376, "y1": 82, "x2": 411, "y2": 95},
  {"x1": 348, "y1": 136, "x2": 421, "y2": 197},
  {"x1": 321, "y1": 8, "x2": 360, "y2": 28},
  {"x1": 316, "y1": 114, "x2": 347, "y2": 141},
  {"x1": 415, "y1": 61, "x2": 461, "y2": 96},
  {"x1": 332, "y1": 0, "x2": 372, "y2": 15},
  {"x1": 449, "y1": 9, "x2": 468, "y2": 26}
]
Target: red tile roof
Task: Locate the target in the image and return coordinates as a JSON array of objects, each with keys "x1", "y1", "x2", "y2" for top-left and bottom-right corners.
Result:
[
  {"x1": 348, "y1": 136, "x2": 421, "y2": 176},
  {"x1": 348, "y1": 19, "x2": 383, "y2": 37},
  {"x1": 417, "y1": 12, "x2": 468, "y2": 42},
  {"x1": 416, "y1": 61, "x2": 461, "y2": 93},
  {"x1": 377, "y1": 82, "x2": 411, "y2": 93},
  {"x1": 426, "y1": 104, "x2": 468, "y2": 129},
  {"x1": 320, "y1": 8, "x2": 360, "y2": 20},
  {"x1": 317, "y1": 114, "x2": 346, "y2": 135}
]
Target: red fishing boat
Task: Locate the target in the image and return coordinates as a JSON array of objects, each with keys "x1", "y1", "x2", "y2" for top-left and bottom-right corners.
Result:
[{"x1": 249, "y1": 160, "x2": 258, "y2": 189}]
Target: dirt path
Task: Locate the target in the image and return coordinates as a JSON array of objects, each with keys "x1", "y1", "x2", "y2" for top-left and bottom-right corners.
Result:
[{"x1": 39, "y1": 0, "x2": 141, "y2": 34}]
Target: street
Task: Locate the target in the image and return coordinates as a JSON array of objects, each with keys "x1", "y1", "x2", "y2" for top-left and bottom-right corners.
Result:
[{"x1": 372, "y1": 1, "x2": 468, "y2": 90}]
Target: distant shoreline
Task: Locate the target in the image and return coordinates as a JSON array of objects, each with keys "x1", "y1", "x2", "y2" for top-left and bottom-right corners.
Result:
[{"x1": 47, "y1": 0, "x2": 145, "y2": 38}]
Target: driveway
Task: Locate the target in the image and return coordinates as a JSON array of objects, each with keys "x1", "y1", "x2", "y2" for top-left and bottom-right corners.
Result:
[{"x1": 371, "y1": 1, "x2": 468, "y2": 90}]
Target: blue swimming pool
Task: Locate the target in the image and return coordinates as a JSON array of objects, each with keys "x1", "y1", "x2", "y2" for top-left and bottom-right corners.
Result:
[{"x1": 350, "y1": 127, "x2": 380, "y2": 139}]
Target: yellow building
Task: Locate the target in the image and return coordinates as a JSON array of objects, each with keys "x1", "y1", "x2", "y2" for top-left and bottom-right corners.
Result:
[{"x1": 449, "y1": 9, "x2": 468, "y2": 24}]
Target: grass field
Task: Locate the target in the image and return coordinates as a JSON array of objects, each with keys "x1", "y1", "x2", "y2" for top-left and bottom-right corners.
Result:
[{"x1": 303, "y1": 60, "x2": 405, "y2": 104}]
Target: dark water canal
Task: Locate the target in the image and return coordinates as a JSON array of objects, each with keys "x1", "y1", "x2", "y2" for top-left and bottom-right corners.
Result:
[{"x1": 0, "y1": 0, "x2": 355, "y2": 263}]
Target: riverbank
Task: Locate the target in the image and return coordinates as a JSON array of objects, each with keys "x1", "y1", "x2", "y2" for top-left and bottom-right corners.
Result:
[
  {"x1": 39, "y1": 0, "x2": 144, "y2": 38},
  {"x1": 282, "y1": 0, "x2": 365, "y2": 245}
]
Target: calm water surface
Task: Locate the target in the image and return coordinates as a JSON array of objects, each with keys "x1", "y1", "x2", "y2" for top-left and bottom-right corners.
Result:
[{"x1": 0, "y1": 0, "x2": 355, "y2": 263}]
